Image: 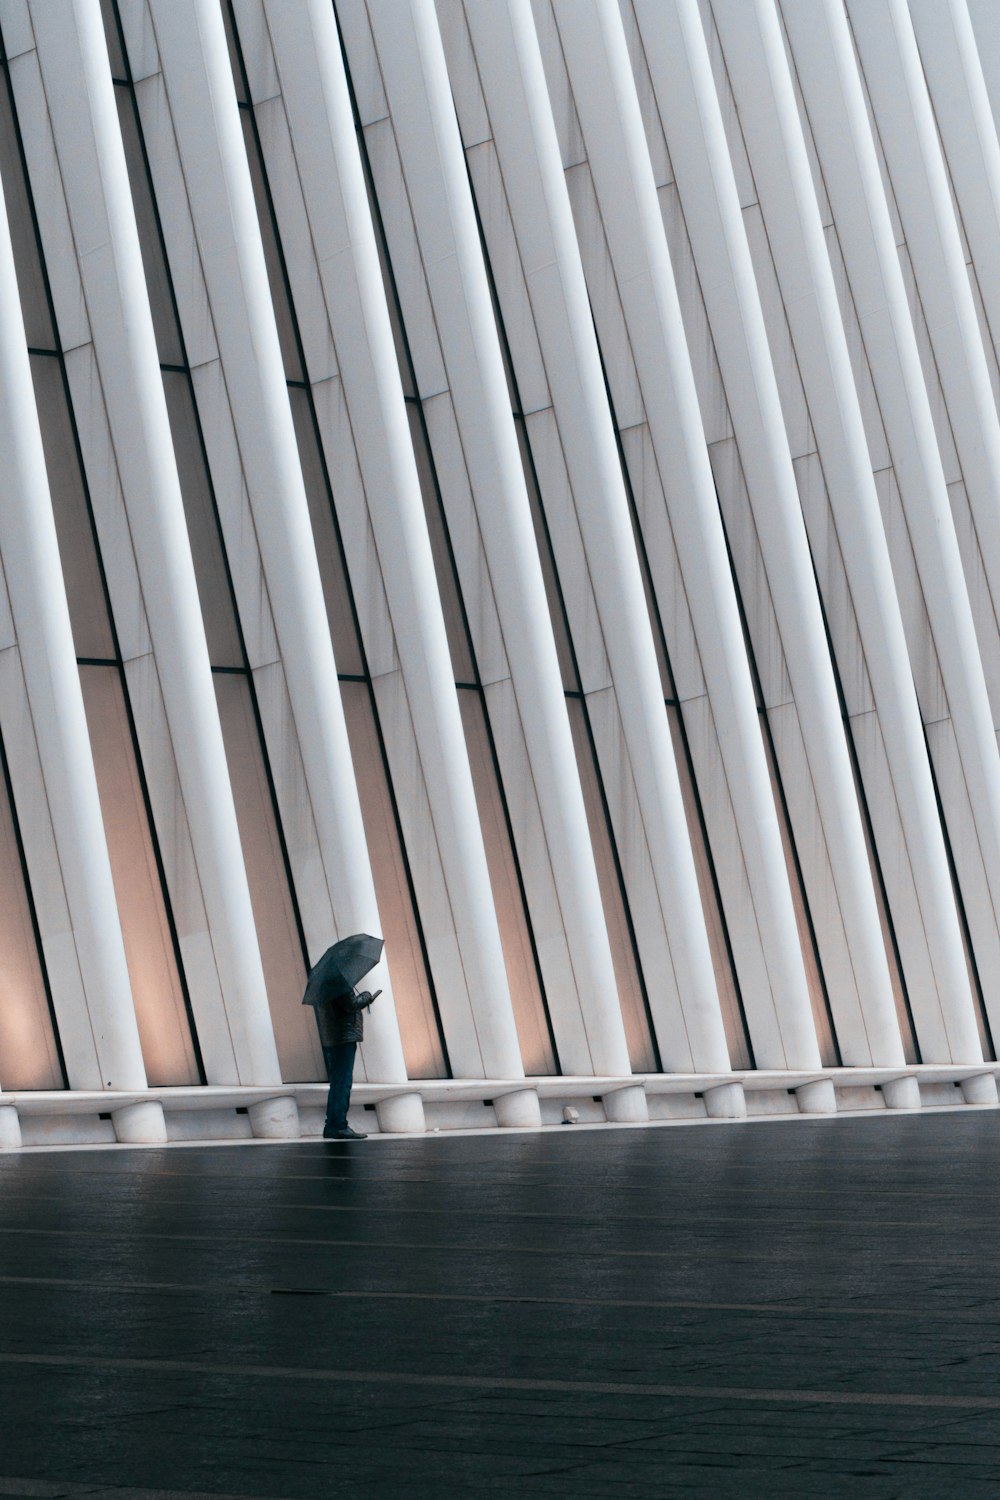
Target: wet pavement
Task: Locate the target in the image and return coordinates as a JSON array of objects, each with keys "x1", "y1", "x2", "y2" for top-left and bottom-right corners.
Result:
[{"x1": 1, "y1": 1110, "x2": 999, "y2": 1497}]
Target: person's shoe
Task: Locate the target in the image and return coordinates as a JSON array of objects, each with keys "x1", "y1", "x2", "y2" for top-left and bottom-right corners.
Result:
[{"x1": 323, "y1": 1125, "x2": 367, "y2": 1140}]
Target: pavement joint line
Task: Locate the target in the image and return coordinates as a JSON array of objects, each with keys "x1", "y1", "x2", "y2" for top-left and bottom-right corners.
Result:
[
  {"x1": 1, "y1": 1186, "x2": 987, "y2": 1230},
  {"x1": 0, "y1": 1224, "x2": 991, "y2": 1263},
  {"x1": 2, "y1": 1276, "x2": 996, "y2": 1319},
  {"x1": 0, "y1": 1162, "x2": 991, "y2": 1202},
  {"x1": 0, "y1": 1476, "x2": 295, "y2": 1500},
  {"x1": 0, "y1": 1351, "x2": 997, "y2": 1411}
]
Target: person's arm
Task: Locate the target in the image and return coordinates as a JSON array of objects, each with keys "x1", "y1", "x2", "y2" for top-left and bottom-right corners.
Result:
[{"x1": 339, "y1": 988, "x2": 382, "y2": 1013}]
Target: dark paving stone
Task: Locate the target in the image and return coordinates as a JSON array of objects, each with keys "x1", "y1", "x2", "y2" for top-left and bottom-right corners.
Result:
[{"x1": 2, "y1": 1112, "x2": 1000, "y2": 1495}]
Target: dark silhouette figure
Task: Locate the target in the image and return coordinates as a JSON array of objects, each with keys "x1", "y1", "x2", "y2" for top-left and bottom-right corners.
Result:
[
  {"x1": 315, "y1": 988, "x2": 379, "y2": 1140},
  {"x1": 301, "y1": 934, "x2": 385, "y2": 1141}
]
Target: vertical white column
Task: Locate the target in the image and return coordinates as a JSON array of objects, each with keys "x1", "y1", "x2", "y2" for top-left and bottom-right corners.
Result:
[
  {"x1": 252, "y1": 0, "x2": 532, "y2": 1108},
  {"x1": 464, "y1": 0, "x2": 755, "y2": 1080},
  {"x1": 547, "y1": 0, "x2": 825, "y2": 1074},
  {"x1": 782, "y1": 0, "x2": 1000, "y2": 1046},
  {"x1": 28, "y1": 0, "x2": 280, "y2": 1086},
  {"x1": 848, "y1": 0, "x2": 1000, "y2": 700},
  {"x1": 0, "y1": 167, "x2": 147, "y2": 1093},
  {"x1": 143, "y1": 0, "x2": 420, "y2": 1098},
  {"x1": 632, "y1": 0, "x2": 902, "y2": 1065},
  {"x1": 366, "y1": 0, "x2": 635, "y2": 1085},
  {"x1": 912, "y1": 0, "x2": 1000, "y2": 370},
  {"x1": 709, "y1": 0, "x2": 982, "y2": 1063},
  {"x1": 968, "y1": 0, "x2": 1000, "y2": 154}
]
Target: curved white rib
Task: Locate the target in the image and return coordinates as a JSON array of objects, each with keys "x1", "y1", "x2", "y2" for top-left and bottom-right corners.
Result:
[
  {"x1": 366, "y1": 0, "x2": 632, "y2": 1078},
  {"x1": 632, "y1": 0, "x2": 902, "y2": 1065},
  {"x1": 256, "y1": 0, "x2": 526, "y2": 1082},
  {"x1": 27, "y1": 0, "x2": 279, "y2": 1085},
  {"x1": 710, "y1": 0, "x2": 982, "y2": 1062},
  {"x1": 0, "y1": 161, "x2": 146, "y2": 1091},
  {"x1": 541, "y1": 0, "x2": 822, "y2": 1069},
  {"x1": 848, "y1": 0, "x2": 1000, "y2": 719},
  {"x1": 782, "y1": 0, "x2": 1000, "y2": 1037},
  {"x1": 911, "y1": 0, "x2": 1000, "y2": 395},
  {"x1": 145, "y1": 0, "x2": 415, "y2": 1088},
  {"x1": 461, "y1": 0, "x2": 738, "y2": 1072}
]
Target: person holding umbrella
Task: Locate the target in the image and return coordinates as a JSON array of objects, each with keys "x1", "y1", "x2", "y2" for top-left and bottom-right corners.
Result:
[{"x1": 303, "y1": 934, "x2": 384, "y2": 1140}]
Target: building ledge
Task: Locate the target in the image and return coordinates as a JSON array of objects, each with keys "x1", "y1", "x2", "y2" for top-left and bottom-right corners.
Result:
[{"x1": 2, "y1": 1063, "x2": 998, "y2": 1147}]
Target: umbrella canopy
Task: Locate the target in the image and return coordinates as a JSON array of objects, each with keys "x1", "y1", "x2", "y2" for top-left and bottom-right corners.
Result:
[{"x1": 301, "y1": 933, "x2": 384, "y2": 1006}]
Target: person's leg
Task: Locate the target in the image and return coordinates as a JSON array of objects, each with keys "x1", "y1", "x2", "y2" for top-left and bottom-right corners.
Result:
[
  {"x1": 322, "y1": 1045, "x2": 337, "y2": 1130},
  {"x1": 323, "y1": 1042, "x2": 357, "y2": 1132}
]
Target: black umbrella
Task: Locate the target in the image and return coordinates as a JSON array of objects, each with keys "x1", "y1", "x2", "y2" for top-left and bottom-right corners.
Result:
[{"x1": 302, "y1": 933, "x2": 384, "y2": 1006}]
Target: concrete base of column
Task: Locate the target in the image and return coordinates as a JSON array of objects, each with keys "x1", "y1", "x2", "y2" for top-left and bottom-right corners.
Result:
[
  {"x1": 0, "y1": 1105, "x2": 22, "y2": 1149},
  {"x1": 494, "y1": 1088, "x2": 541, "y2": 1129},
  {"x1": 795, "y1": 1079, "x2": 837, "y2": 1115},
  {"x1": 248, "y1": 1095, "x2": 300, "y2": 1139},
  {"x1": 703, "y1": 1081, "x2": 747, "y2": 1118},
  {"x1": 113, "y1": 1100, "x2": 167, "y2": 1144},
  {"x1": 376, "y1": 1092, "x2": 426, "y2": 1134},
  {"x1": 604, "y1": 1084, "x2": 648, "y2": 1123},
  {"x1": 960, "y1": 1073, "x2": 999, "y2": 1106},
  {"x1": 882, "y1": 1076, "x2": 921, "y2": 1110}
]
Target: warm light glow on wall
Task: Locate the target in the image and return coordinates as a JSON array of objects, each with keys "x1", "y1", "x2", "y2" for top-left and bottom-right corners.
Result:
[
  {"x1": 341, "y1": 681, "x2": 447, "y2": 1080},
  {"x1": 0, "y1": 767, "x2": 61, "y2": 1090},
  {"x1": 79, "y1": 666, "x2": 199, "y2": 1087}
]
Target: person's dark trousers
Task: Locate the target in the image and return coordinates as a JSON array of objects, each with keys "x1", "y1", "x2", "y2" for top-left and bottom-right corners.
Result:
[{"x1": 323, "y1": 1042, "x2": 358, "y2": 1132}]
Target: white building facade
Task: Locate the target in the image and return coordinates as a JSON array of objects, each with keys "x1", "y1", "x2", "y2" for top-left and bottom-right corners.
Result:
[{"x1": 3, "y1": 0, "x2": 1000, "y2": 1146}]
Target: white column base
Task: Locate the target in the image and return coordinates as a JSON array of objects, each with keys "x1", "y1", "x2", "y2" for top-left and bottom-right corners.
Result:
[
  {"x1": 112, "y1": 1100, "x2": 167, "y2": 1144},
  {"x1": 882, "y1": 1076, "x2": 921, "y2": 1110},
  {"x1": 376, "y1": 1092, "x2": 426, "y2": 1134},
  {"x1": 795, "y1": 1079, "x2": 837, "y2": 1115},
  {"x1": 703, "y1": 1081, "x2": 748, "y2": 1119},
  {"x1": 960, "y1": 1073, "x2": 999, "y2": 1106},
  {"x1": 0, "y1": 1105, "x2": 22, "y2": 1149},
  {"x1": 248, "y1": 1095, "x2": 300, "y2": 1139},
  {"x1": 604, "y1": 1084, "x2": 648, "y2": 1123},
  {"x1": 494, "y1": 1088, "x2": 541, "y2": 1129}
]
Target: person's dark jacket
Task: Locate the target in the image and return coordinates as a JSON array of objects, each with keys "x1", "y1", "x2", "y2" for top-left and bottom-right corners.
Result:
[{"x1": 315, "y1": 989, "x2": 375, "y2": 1047}]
